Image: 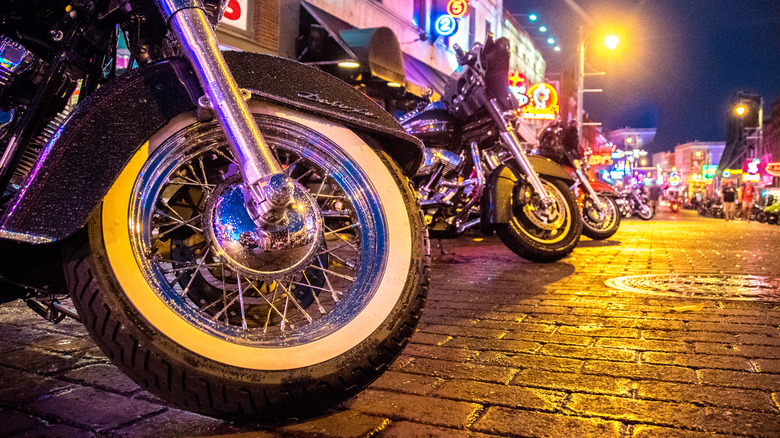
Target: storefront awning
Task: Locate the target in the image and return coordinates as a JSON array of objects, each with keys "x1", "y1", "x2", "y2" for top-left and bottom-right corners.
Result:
[
  {"x1": 403, "y1": 54, "x2": 450, "y2": 99},
  {"x1": 301, "y1": 2, "x2": 404, "y2": 85}
]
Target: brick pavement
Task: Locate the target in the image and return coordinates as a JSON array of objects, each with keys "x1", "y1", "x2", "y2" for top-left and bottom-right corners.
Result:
[{"x1": 1, "y1": 208, "x2": 780, "y2": 437}]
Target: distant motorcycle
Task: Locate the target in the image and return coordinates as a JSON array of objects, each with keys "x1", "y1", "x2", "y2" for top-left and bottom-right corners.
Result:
[
  {"x1": 670, "y1": 199, "x2": 681, "y2": 214},
  {"x1": 402, "y1": 36, "x2": 581, "y2": 263},
  {"x1": 616, "y1": 188, "x2": 653, "y2": 220},
  {"x1": 536, "y1": 121, "x2": 621, "y2": 240}
]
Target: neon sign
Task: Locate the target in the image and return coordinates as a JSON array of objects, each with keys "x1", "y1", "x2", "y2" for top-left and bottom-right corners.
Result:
[
  {"x1": 743, "y1": 158, "x2": 761, "y2": 182},
  {"x1": 522, "y1": 83, "x2": 559, "y2": 120},
  {"x1": 767, "y1": 162, "x2": 780, "y2": 177},
  {"x1": 669, "y1": 170, "x2": 680, "y2": 187},
  {"x1": 446, "y1": 0, "x2": 469, "y2": 19},
  {"x1": 434, "y1": 15, "x2": 458, "y2": 37},
  {"x1": 702, "y1": 164, "x2": 717, "y2": 181},
  {"x1": 588, "y1": 154, "x2": 613, "y2": 166}
]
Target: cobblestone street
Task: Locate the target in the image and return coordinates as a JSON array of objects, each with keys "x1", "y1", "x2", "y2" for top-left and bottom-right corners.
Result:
[{"x1": 2, "y1": 208, "x2": 780, "y2": 437}]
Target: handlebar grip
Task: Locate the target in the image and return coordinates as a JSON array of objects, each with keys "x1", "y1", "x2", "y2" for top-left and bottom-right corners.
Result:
[{"x1": 453, "y1": 44, "x2": 467, "y2": 65}]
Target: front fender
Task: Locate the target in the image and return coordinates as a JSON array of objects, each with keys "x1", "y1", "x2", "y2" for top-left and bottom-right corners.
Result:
[
  {"x1": 588, "y1": 179, "x2": 618, "y2": 196},
  {"x1": 481, "y1": 157, "x2": 577, "y2": 226},
  {"x1": 525, "y1": 155, "x2": 575, "y2": 186},
  {"x1": 0, "y1": 53, "x2": 423, "y2": 242}
]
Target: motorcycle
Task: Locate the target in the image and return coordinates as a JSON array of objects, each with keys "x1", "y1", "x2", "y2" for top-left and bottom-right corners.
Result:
[
  {"x1": 0, "y1": 0, "x2": 429, "y2": 421},
  {"x1": 670, "y1": 199, "x2": 681, "y2": 214},
  {"x1": 401, "y1": 37, "x2": 581, "y2": 263},
  {"x1": 536, "y1": 121, "x2": 621, "y2": 240},
  {"x1": 616, "y1": 188, "x2": 653, "y2": 220}
]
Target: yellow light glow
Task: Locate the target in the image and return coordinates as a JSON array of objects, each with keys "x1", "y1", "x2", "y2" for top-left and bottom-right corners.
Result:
[
  {"x1": 626, "y1": 138, "x2": 633, "y2": 143},
  {"x1": 640, "y1": 159, "x2": 647, "y2": 166},
  {"x1": 387, "y1": 82, "x2": 402, "y2": 88},
  {"x1": 605, "y1": 35, "x2": 620, "y2": 50},
  {"x1": 734, "y1": 105, "x2": 746, "y2": 116},
  {"x1": 338, "y1": 61, "x2": 360, "y2": 68},
  {"x1": 695, "y1": 151, "x2": 702, "y2": 157}
]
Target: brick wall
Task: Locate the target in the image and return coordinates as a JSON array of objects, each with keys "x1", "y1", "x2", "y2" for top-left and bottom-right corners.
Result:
[{"x1": 253, "y1": 0, "x2": 280, "y2": 52}]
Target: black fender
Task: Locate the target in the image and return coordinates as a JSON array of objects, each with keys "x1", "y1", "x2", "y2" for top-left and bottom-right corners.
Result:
[
  {"x1": 0, "y1": 52, "x2": 423, "y2": 242},
  {"x1": 481, "y1": 157, "x2": 575, "y2": 226}
]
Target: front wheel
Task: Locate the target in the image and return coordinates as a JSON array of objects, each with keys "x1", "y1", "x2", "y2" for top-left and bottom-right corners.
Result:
[
  {"x1": 581, "y1": 195, "x2": 621, "y2": 240},
  {"x1": 63, "y1": 104, "x2": 429, "y2": 421},
  {"x1": 495, "y1": 176, "x2": 582, "y2": 263},
  {"x1": 636, "y1": 204, "x2": 654, "y2": 220}
]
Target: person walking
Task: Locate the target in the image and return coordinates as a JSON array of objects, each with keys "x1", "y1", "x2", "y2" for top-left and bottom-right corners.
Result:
[
  {"x1": 648, "y1": 182, "x2": 662, "y2": 215},
  {"x1": 721, "y1": 181, "x2": 737, "y2": 221},
  {"x1": 740, "y1": 182, "x2": 756, "y2": 222}
]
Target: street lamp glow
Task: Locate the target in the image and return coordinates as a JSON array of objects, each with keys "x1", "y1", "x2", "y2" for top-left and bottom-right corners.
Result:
[
  {"x1": 735, "y1": 105, "x2": 746, "y2": 115},
  {"x1": 547, "y1": 37, "x2": 555, "y2": 45},
  {"x1": 605, "y1": 35, "x2": 620, "y2": 50},
  {"x1": 554, "y1": 45, "x2": 561, "y2": 52},
  {"x1": 529, "y1": 14, "x2": 538, "y2": 21},
  {"x1": 539, "y1": 26, "x2": 547, "y2": 33}
]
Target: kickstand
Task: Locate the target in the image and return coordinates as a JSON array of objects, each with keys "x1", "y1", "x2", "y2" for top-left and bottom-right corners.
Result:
[{"x1": 436, "y1": 238, "x2": 449, "y2": 255}]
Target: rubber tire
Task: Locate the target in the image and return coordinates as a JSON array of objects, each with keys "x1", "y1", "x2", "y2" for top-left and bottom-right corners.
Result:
[
  {"x1": 768, "y1": 213, "x2": 778, "y2": 225},
  {"x1": 62, "y1": 108, "x2": 430, "y2": 421},
  {"x1": 495, "y1": 176, "x2": 582, "y2": 263},
  {"x1": 756, "y1": 211, "x2": 768, "y2": 223},
  {"x1": 582, "y1": 196, "x2": 621, "y2": 240},
  {"x1": 636, "y1": 204, "x2": 654, "y2": 220}
]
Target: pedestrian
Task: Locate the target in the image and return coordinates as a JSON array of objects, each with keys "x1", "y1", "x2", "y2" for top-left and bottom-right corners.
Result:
[
  {"x1": 740, "y1": 182, "x2": 756, "y2": 222},
  {"x1": 648, "y1": 182, "x2": 662, "y2": 215},
  {"x1": 721, "y1": 181, "x2": 736, "y2": 221}
]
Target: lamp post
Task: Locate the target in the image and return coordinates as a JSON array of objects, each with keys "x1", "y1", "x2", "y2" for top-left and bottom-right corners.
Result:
[
  {"x1": 734, "y1": 96, "x2": 764, "y2": 157},
  {"x1": 576, "y1": 27, "x2": 618, "y2": 147}
]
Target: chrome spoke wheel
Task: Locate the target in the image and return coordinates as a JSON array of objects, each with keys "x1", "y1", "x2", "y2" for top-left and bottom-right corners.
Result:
[{"x1": 128, "y1": 116, "x2": 384, "y2": 346}]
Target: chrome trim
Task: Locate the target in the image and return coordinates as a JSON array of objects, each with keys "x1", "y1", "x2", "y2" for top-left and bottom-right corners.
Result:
[
  {"x1": 0, "y1": 229, "x2": 54, "y2": 244},
  {"x1": 486, "y1": 98, "x2": 553, "y2": 208},
  {"x1": 164, "y1": 7, "x2": 287, "y2": 222},
  {"x1": 154, "y1": 0, "x2": 204, "y2": 21}
]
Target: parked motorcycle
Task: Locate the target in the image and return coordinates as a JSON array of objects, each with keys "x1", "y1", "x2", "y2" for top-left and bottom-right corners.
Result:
[
  {"x1": 616, "y1": 188, "x2": 653, "y2": 220},
  {"x1": 0, "y1": 0, "x2": 430, "y2": 420},
  {"x1": 401, "y1": 37, "x2": 581, "y2": 263},
  {"x1": 536, "y1": 121, "x2": 621, "y2": 240}
]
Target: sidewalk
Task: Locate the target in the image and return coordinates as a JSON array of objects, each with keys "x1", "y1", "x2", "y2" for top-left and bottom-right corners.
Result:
[{"x1": 2, "y1": 209, "x2": 780, "y2": 437}]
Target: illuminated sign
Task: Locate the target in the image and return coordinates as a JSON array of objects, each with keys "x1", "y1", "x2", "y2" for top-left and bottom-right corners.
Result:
[
  {"x1": 521, "y1": 83, "x2": 559, "y2": 120},
  {"x1": 702, "y1": 164, "x2": 717, "y2": 181},
  {"x1": 446, "y1": 0, "x2": 469, "y2": 19},
  {"x1": 743, "y1": 158, "x2": 761, "y2": 182},
  {"x1": 767, "y1": 162, "x2": 780, "y2": 177},
  {"x1": 434, "y1": 15, "x2": 458, "y2": 36},
  {"x1": 222, "y1": 0, "x2": 248, "y2": 32},
  {"x1": 610, "y1": 170, "x2": 624, "y2": 180},
  {"x1": 508, "y1": 70, "x2": 528, "y2": 104},
  {"x1": 656, "y1": 165, "x2": 664, "y2": 185},
  {"x1": 588, "y1": 154, "x2": 613, "y2": 166},
  {"x1": 669, "y1": 170, "x2": 681, "y2": 187}
]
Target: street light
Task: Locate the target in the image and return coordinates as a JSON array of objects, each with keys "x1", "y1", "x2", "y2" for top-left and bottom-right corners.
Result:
[
  {"x1": 576, "y1": 28, "x2": 619, "y2": 146},
  {"x1": 733, "y1": 96, "x2": 764, "y2": 160}
]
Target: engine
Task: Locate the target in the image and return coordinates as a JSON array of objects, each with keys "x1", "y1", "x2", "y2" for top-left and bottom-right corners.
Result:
[{"x1": 0, "y1": 36, "x2": 42, "y2": 112}]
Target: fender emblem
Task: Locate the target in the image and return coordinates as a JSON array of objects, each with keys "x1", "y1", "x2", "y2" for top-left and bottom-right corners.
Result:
[{"x1": 296, "y1": 92, "x2": 378, "y2": 118}]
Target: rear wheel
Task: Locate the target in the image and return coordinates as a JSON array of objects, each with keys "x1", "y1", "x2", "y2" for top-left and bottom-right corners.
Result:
[
  {"x1": 496, "y1": 176, "x2": 581, "y2": 263},
  {"x1": 581, "y1": 195, "x2": 621, "y2": 240},
  {"x1": 63, "y1": 104, "x2": 428, "y2": 420}
]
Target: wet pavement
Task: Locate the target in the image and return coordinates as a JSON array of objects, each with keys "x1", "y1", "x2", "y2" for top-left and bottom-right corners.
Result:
[{"x1": 2, "y1": 207, "x2": 780, "y2": 437}]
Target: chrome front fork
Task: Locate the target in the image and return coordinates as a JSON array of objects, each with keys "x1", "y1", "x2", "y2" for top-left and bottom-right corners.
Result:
[
  {"x1": 486, "y1": 99, "x2": 554, "y2": 208},
  {"x1": 574, "y1": 161, "x2": 605, "y2": 213},
  {"x1": 155, "y1": 1, "x2": 291, "y2": 223}
]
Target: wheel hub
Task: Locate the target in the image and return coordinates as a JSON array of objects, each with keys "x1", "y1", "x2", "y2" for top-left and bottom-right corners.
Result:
[{"x1": 205, "y1": 176, "x2": 324, "y2": 279}]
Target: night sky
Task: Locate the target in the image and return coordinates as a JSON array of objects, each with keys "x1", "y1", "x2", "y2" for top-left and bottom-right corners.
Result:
[{"x1": 504, "y1": 0, "x2": 780, "y2": 153}]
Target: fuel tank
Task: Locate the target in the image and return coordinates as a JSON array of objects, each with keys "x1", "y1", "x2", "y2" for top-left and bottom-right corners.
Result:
[{"x1": 399, "y1": 102, "x2": 457, "y2": 150}]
